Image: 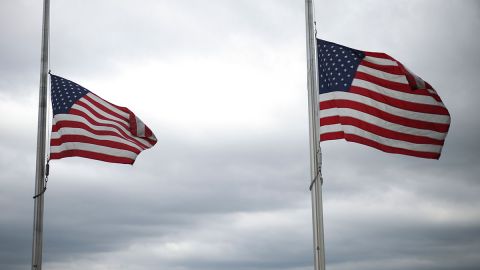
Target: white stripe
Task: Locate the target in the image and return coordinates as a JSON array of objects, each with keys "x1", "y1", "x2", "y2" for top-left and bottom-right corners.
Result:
[
  {"x1": 351, "y1": 79, "x2": 447, "y2": 107},
  {"x1": 86, "y1": 93, "x2": 130, "y2": 119},
  {"x1": 70, "y1": 104, "x2": 134, "y2": 137},
  {"x1": 53, "y1": 113, "x2": 153, "y2": 148},
  {"x1": 320, "y1": 107, "x2": 447, "y2": 140},
  {"x1": 319, "y1": 91, "x2": 450, "y2": 124},
  {"x1": 320, "y1": 124, "x2": 442, "y2": 153},
  {"x1": 357, "y1": 65, "x2": 408, "y2": 84},
  {"x1": 68, "y1": 104, "x2": 152, "y2": 147},
  {"x1": 53, "y1": 114, "x2": 124, "y2": 137},
  {"x1": 51, "y1": 127, "x2": 144, "y2": 152},
  {"x1": 50, "y1": 142, "x2": 138, "y2": 159},
  {"x1": 79, "y1": 97, "x2": 130, "y2": 127},
  {"x1": 363, "y1": 56, "x2": 397, "y2": 66},
  {"x1": 414, "y1": 76, "x2": 426, "y2": 89},
  {"x1": 135, "y1": 116, "x2": 146, "y2": 137},
  {"x1": 403, "y1": 65, "x2": 427, "y2": 89},
  {"x1": 426, "y1": 88, "x2": 437, "y2": 95}
]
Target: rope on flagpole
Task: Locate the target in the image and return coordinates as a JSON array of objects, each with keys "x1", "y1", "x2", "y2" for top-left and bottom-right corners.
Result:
[
  {"x1": 309, "y1": 170, "x2": 323, "y2": 191},
  {"x1": 33, "y1": 160, "x2": 49, "y2": 199},
  {"x1": 309, "y1": 149, "x2": 323, "y2": 191}
]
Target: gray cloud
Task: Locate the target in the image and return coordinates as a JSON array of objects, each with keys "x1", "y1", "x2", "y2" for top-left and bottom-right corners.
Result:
[{"x1": 1, "y1": 1, "x2": 480, "y2": 270}]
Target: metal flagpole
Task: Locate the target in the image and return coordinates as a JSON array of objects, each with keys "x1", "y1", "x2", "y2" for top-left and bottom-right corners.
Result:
[
  {"x1": 32, "y1": 0, "x2": 50, "y2": 269},
  {"x1": 304, "y1": 0, "x2": 326, "y2": 270}
]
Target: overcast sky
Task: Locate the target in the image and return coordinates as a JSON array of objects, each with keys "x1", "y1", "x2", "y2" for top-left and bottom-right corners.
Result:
[{"x1": 1, "y1": 1, "x2": 479, "y2": 270}]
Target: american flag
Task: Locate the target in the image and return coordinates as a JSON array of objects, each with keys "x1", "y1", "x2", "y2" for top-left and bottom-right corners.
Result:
[
  {"x1": 317, "y1": 39, "x2": 450, "y2": 159},
  {"x1": 49, "y1": 74, "x2": 157, "y2": 164}
]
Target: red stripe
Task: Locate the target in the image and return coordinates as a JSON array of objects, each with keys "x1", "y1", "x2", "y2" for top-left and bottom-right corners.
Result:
[
  {"x1": 52, "y1": 119, "x2": 148, "y2": 150},
  {"x1": 361, "y1": 58, "x2": 444, "y2": 103},
  {"x1": 129, "y1": 114, "x2": 138, "y2": 136},
  {"x1": 355, "y1": 71, "x2": 411, "y2": 92},
  {"x1": 359, "y1": 59, "x2": 444, "y2": 102},
  {"x1": 360, "y1": 60, "x2": 404, "y2": 75},
  {"x1": 67, "y1": 111, "x2": 148, "y2": 148},
  {"x1": 320, "y1": 132, "x2": 441, "y2": 159},
  {"x1": 144, "y1": 126, "x2": 152, "y2": 138},
  {"x1": 422, "y1": 82, "x2": 443, "y2": 103},
  {"x1": 403, "y1": 68, "x2": 420, "y2": 88},
  {"x1": 83, "y1": 94, "x2": 130, "y2": 123},
  {"x1": 75, "y1": 99, "x2": 130, "y2": 131},
  {"x1": 320, "y1": 99, "x2": 450, "y2": 133},
  {"x1": 50, "y1": 150, "x2": 135, "y2": 164},
  {"x1": 67, "y1": 110, "x2": 151, "y2": 149},
  {"x1": 320, "y1": 131, "x2": 345, "y2": 141},
  {"x1": 77, "y1": 98, "x2": 156, "y2": 146},
  {"x1": 51, "y1": 119, "x2": 123, "y2": 138},
  {"x1": 363, "y1": 51, "x2": 395, "y2": 60},
  {"x1": 356, "y1": 67, "x2": 436, "y2": 98},
  {"x1": 51, "y1": 135, "x2": 141, "y2": 154},
  {"x1": 320, "y1": 116, "x2": 444, "y2": 145},
  {"x1": 89, "y1": 92, "x2": 131, "y2": 114},
  {"x1": 144, "y1": 137, "x2": 157, "y2": 146},
  {"x1": 349, "y1": 86, "x2": 450, "y2": 115}
]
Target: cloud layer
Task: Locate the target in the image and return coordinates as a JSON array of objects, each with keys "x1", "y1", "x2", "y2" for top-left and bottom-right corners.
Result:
[{"x1": 1, "y1": 1, "x2": 479, "y2": 270}]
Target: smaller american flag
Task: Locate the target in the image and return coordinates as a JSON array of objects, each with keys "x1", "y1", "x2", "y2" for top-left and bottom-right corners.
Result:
[
  {"x1": 50, "y1": 74, "x2": 157, "y2": 164},
  {"x1": 317, "y1": 39, "x2": 450, "y2": 159}
]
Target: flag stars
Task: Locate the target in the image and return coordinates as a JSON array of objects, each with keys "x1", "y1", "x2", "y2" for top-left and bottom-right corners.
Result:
[
  {"x1": 50, "y1": 75, "x2": 89, "y2": 115},
  {"x1": 317, "y1": 39, "x2": 365, "y2": 93}
]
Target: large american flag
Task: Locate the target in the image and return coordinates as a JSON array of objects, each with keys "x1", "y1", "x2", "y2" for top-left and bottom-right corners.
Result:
[
  {"x1": 50, "y1": 74, "x2": 157, "y2": 164},
  {"x1": 317, "y1": 39, "x2": 450, "y2": 159}
]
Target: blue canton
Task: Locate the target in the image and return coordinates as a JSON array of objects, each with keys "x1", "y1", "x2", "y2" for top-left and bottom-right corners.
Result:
[
  {"x1": 317, "y1": 39, "x2": 365, "y2": 94},
  {"x1": 50, "y1": 74, "x2": 89, "y2": 115}
]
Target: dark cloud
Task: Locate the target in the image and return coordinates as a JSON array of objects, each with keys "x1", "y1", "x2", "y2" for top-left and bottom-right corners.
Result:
[{"x1": 1, "y1": 1, "x2": 480, "y2": 270}]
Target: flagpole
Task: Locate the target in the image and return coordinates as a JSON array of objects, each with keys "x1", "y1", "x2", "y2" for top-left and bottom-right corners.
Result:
[
  {"x1": 305, "y1": 0, "x2": 326, "y2": 270},
  {"x1": 32, "y1": 0, "x2": 50, "y2": 269}
]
